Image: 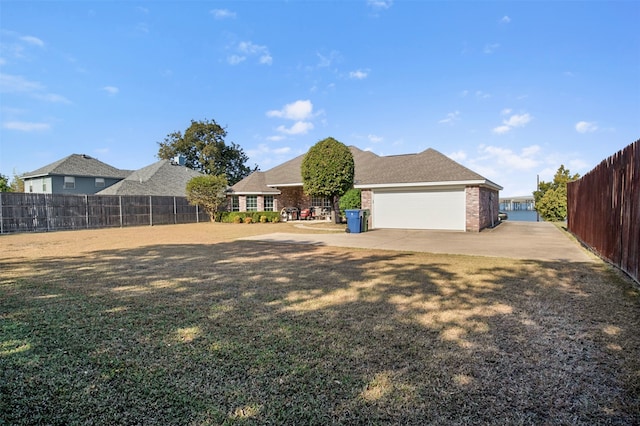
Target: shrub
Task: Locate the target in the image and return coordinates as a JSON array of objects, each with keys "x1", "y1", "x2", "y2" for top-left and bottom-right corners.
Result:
[
  {"x1": 260, "y1": 215, "x2": 268, "y2": 223},
  {"x1": 233, "y1": 216, "x2": 242, "y2": 224},
  {"x1": 339, "y1": 188, "x2": 361, "y2": 215},
  {"x1": 244, "y1": 217, "x2": 253, "y2": 224}
]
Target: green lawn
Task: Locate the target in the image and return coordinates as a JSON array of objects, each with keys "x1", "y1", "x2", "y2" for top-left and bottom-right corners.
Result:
[{"x1": 1, "y1": 224, "x2": 639, "y2": 424}]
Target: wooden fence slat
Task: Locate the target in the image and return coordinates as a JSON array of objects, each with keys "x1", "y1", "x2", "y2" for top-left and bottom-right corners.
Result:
[
  {"x1": 0, "y1": 193, "x2": 204, "y2": 234},
  {"x1": 568, "y1": 139, "x2": 639, "y2": 283}
]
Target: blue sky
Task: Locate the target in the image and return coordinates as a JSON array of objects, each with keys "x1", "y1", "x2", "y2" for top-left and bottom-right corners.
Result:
[{"x1": 1, "y1": 1, "x2": 638, "y2": 196}]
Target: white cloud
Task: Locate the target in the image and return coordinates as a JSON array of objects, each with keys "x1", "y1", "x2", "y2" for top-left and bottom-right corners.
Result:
[
  {"x1": 211, "y1": 9, "x2": 236, "y2": 19},
  {"x1": 3, "y1": 121, "x2": 50, "y2": 132},
  {"x1": 0, "y1": 73, "x2": 43, "y2": 93},
  {"x1": 266, "y1": 135, "x2": 285, "y2": 142},
  {"x1": 476, "y1": 90, "x2": 491, "y2": 99},
  {"x1": 267, "y1": 100, "x2": 314, "y2": 121},
  {"x1": 438, "y1": 111, "x2": 460, "y2": 125},
  {"x1": 447, "y1": 150, "x2": 467, "y2": 162},
  {"x1": 259, "y1": 53, "x2": 273, "y2": 65},
  {"x1": 575, "y1": 121, "x2": 597, "y2": 133},
  {"x1": 34, "y1": 93, "x2": 71, "y2": 103},
  {"x1": 483, "y1": 43, "x2": 500, "y2": 54},
  {"x1": 20, "y1": 35, "x2": 44, "y2": 47},
  {"x1": 492, "y1": 125, "x2": 511, "y2": 135},
  {"x1": 368, "y1": 134, "x2": 383, "y2": 143},
  {"x1": 102, "y1": 86, "x2": 119, "y2": 96},
  {"x1": 276, "y1": 121, "x2": 314, "y2": 135},
  {"x1": 479, "y1": 144, "x2": 540, "y2": 170},
  {"x1": 504, "y1": 113, "x2": 532, "y2": 128},
  {"x1": 316, "y1": 50, "x2": 341, "y2": 68},
  {"x1": 0, "y1": 73, "x2": 70, "y2": 103},
  {"x1": 493, "y1": 112, "x2": 532, "y2": 134},
  {"x1": 367, "y1": 0, "x2": 393, "y2": 9},
  {"x1": 500, "y1": 16, "x2": 511, "y2": 24},
  {"x1": 349, "y1": 69, "x2": 368, "y2": 80},
  {"x1": 500, "y1": 108, "x2": 512, "y2": 115},
  {"x1": 228, "y1": 41, "x2": 272, "y2": 65},
  {"x1": 227, "y1": 54, "x2": 245, "y2": 65}
]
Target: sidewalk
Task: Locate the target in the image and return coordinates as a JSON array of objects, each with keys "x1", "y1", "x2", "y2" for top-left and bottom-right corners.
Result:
[{"x1": 239, "y1": 221, "x2": 595, "y2": 263}]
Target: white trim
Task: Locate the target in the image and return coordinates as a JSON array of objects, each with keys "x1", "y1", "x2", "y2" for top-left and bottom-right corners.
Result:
[
  {"x1": 356, "y1": 179, "x2": 502, "y2": 191},
  {"x1": 228, "y1": 191, "x2": 280, "y2": 195},
  {"x1": 267, "y1": 182, "x2": 302, "y2": 188}
]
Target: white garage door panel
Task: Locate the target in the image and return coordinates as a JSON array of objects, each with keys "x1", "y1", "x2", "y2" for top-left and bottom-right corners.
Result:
[{"x1": 373, "y1": 189, "x2": 465, "y2": 230}]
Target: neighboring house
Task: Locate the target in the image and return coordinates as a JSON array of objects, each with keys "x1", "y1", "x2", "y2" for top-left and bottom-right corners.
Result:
[
  {"x1": 21, "y1": 154, "x2": 131, "y2": 195},
  {"x1": 97, "y1": 159, "x2": 203, "y2": 197},
  {"x1": 227, "y1": 146, "x2": 502, "y2": 232},
  {"x1": 21, "y1": 154, "x2": 201, "y2": 197}
]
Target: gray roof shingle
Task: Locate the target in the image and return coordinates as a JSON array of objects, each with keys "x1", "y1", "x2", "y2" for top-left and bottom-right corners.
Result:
[
  {"x1": 229, "y1": 145, "x2": 501, "y2": 193},
  {"x1": 22, "y1": 154, "x2": 131, "y2": 179},
  {"x1": 227, "y1": 171, "x2": 281, "y2": 195},
  {"x1": 97, "y1": 160, "x2": 203, "y2": 196}
]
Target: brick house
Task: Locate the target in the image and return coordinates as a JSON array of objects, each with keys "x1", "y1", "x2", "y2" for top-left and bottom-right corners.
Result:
[{"x1": 227, "y1": 146, "x2": 502, "y2": 232}]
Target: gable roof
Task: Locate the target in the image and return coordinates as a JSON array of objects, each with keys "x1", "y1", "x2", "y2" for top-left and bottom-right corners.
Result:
[
  {"x1": 229, "y1": 145, "x2": 502, "y2": 193},
  {"x1": 22, "y1": 154, "x2": 131, "y2": 179},
  {"x1": 356, "y1": 148, "x2": 492, "y2": 186},
  {"x1": 96, "y1": 160, "x2": 203, "y2": 196},
  {"x1": 227, "y1": 171, "x2": 281, "y2": 195}
]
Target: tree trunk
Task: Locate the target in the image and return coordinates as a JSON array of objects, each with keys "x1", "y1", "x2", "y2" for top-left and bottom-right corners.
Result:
[{"x1": 332, "y1": 195, "x2": 341, "y2": 224}]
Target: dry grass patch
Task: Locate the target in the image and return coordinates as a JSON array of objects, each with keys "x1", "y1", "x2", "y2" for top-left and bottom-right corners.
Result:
[{"x1": 1, "y1": 223, "x2": 639, "y2": 424}]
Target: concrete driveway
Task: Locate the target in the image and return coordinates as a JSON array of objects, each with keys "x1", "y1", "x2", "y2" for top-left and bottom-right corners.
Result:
[{"x1": 240, "y1": 221, "x2": 595, "y2": 263}]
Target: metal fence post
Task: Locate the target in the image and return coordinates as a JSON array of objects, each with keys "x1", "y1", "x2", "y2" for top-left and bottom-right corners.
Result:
[
  {"x1": 149, "y1": 196, "x2": 153, "y2": 226},
  {"x1": 173, "y1": 196, "x2": 177, "y2": 224},
  {"x1": 119, "y1": 196, "x2": 123, "y2": 227},
  {"x1": 0, "y1": 192, "x2": 3, "y2": 234}
]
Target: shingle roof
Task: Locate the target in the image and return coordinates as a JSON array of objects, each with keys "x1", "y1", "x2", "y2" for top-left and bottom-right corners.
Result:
[
  {"x1": 229, "y1": 145, "x2": 501, "y2": 193},
  {"x1": 356, "y1": 148, "x2": 488, "y2": 185},
  {"x1": 227, "y1": 171, "x2": 281, "y2": 195},
  {"x1": 22, "y1": 154, "x2": 131, "y2": 179},
  {"x1": 97, "y1": 160, "x2": 203, "y2": 196},
  {"x1": 260, "y1": 146, "x2": 379, "y2": 186}
]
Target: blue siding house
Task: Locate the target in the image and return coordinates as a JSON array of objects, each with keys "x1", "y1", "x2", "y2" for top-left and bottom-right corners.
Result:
[{"x1": 21, "y1": 154, "x2": 131, "y2": 195}]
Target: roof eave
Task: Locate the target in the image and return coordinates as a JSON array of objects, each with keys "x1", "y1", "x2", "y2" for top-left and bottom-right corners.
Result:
[{"x1": 355, "y1": 179, "x2": 503, "y2": 191}]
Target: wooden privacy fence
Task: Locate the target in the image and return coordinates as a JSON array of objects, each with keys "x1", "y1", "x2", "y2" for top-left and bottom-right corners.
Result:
[
  {"x1": 567, "y1": 139, "x2": 639, "y2": 283},
  {"x1": 0, "y1": 193, "x2": 207, "y2": 234}
]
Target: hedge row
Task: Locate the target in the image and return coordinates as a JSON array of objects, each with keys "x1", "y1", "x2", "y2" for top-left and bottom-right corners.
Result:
[{"x1": 214, "y1": 211, "x2": 281, "y2": 223}]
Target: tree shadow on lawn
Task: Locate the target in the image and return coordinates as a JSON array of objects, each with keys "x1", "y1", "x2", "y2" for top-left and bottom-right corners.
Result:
[{"x1": 1, "y1": 241, "x2": 639, "y2": 425}]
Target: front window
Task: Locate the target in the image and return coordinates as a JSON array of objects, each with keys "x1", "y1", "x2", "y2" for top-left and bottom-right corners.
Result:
[
  {"x1": 63, "y1": 176, "x2": 75, "y2": 189},
  {"x1": 246, "y1": 195, "x2": 257, "y2": 211},
  {"x1": 264, "y1": 195, "x2": 274, "y2": 211},
  {"x1": 311, "y1": 196, "x2": 331, "y2": 208},
  {"x1": 95, "y1": 177, "x2": 105, "y2": 188},
  {"x1": 231, "y1": 196, "x2": 239, "y2": 212}
]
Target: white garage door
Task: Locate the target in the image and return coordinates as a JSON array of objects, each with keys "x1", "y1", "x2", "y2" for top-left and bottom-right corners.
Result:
[{"x1": 372, "y1": 188, "x2": 466, "y2": 230}]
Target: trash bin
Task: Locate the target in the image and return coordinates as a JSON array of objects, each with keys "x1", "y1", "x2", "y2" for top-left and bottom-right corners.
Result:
[
  {"x1": 361, "y1": 209, "x2": 370, "y2": 232},
  {"x1": 345, "y1": 209, "x2": 362, "y2": 233}
]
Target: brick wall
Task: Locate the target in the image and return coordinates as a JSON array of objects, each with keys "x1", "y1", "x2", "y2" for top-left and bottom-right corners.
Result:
[{"x1": 466, "y1": 186, "x2": 499, "y2": 232}]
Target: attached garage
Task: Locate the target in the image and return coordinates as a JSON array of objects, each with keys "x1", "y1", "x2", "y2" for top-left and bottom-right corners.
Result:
[{"x1": 372, "y1": 187, "x2": 466, "y2": 231}]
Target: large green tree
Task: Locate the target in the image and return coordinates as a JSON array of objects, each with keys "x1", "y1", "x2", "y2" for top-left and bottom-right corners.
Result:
[
  {"x1": 185, "y1": 174, "x2": 229, "y2": 222},
  {"x1": 533, "y1": 165, "x2": 580, "y2": 221},
  {"x1": 301, "y1": 137, "x2": 354, "y2": 223},
  {"x1": 157, "y1": 119, "x2": 256, "y2": 185}
]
